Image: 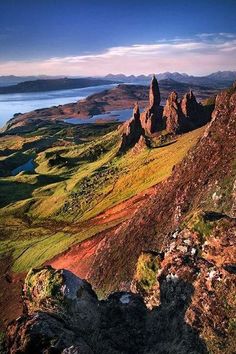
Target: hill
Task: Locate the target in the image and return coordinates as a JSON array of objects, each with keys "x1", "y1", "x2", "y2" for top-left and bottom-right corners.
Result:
[
  {"x1": 0, "y1": 75, "x2": 63, "y2": 87},
  {"x1": 0, "y1": 77, "x2": 116, "y2": 94}
]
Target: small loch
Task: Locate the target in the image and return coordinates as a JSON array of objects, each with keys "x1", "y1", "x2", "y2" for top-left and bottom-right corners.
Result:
[{"x1": 11, "y1": 158, "x2": 35, "y2": 176}]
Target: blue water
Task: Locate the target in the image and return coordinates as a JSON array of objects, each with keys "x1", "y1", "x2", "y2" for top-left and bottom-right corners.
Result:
[
  {"x1": 0, "y1": 84, "x2": 117, "y2": 128},
  {"x1": 11, "y1": 158, "x2": 35, "y2": 175},
  {"x1": 65, "y1": 108, "x2": 135, "y2": 125}
]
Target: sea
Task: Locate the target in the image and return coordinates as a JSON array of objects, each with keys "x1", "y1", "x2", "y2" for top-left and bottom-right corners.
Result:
[{"x1": 0, "y1": 83, "x2": 117, "y2": 128}]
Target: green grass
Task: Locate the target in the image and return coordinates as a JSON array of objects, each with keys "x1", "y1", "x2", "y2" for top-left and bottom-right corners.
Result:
[
  {"x1": 182, "y1": 211, "x2": 214, "y2": 245},
  {"x1": 0, "y1": 210, "x2": 128, "y2": 272},
  {"x1": 134, "y1": 252, "x2": 160, "y2": 293},
  {"x1": 80, "y1": 127, "x2": 203, "y2": 221}
]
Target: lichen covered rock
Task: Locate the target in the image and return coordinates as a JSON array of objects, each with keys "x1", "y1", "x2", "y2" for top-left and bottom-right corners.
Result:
[{"x1": 23, "y1": 266, "x2": 99, "y2": 330}]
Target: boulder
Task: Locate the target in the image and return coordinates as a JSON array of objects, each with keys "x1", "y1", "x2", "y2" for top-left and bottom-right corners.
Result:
[
  {"x1": 7, "y1": 312, "x2": 92, "y2": 354},
  {"x1": 22, "y1": 266, "x2": 100, "y2": 330}
]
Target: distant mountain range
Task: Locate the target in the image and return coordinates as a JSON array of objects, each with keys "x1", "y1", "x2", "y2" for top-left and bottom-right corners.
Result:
[
  {"x1": 0, "y1": 71, "x2": 235, "y2": 94},
  {"x1": 104, "y1": 71, "x2": 236, "y2": 88}
]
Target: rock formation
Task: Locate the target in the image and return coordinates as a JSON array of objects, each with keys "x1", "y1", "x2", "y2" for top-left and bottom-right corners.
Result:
[
  {"x1": 163, "y1": 90, "x2": 206, "y2": 134},
  {"x1": 118, "y1": 78, "x2": 214, "y2": 151},
  {"x1": 181, "y1": 90, "x2": 199, "y2": 118},
  {"x1": 180, "y1": 90, "x2": 203, "y2": 129},
  {"x1": 7, "y1": 265, "x2": 208, "y2": 354},
  {"x1": 119, "y1": 102, "x2": 146, "y2": 153},
  {"x1": 141, "y1": 75, "x2": 163, "y2": 134},
  {"x1": 163, "y1": 91, "x2": 183, "y2": 134},
  {"x1": 149, "y1": 74, "x2": 161, "y2": 107}
]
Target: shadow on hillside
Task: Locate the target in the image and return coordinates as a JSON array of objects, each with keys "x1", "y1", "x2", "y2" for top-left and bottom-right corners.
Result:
[
  {"x1": 97, "y1": 277, "x2": 208, "y2": 353},
  {"x1": 153, "y1": 140, "x2": 177, "y2": 149},
  {"x1": 146, "y1": 277, "x2": 208, "y2": 354},
  {"x1": 0, "y1": 174, "x2": 64, "y2": 208}
]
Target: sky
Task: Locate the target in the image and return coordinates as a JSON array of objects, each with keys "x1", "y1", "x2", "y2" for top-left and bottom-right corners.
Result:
[{"x1": 0, "y1": 0, "x2": 236, "y2": 76}]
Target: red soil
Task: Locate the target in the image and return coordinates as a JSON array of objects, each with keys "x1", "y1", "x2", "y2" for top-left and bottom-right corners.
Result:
[{"x1": 49, "y1": 187, "x2": 155, "y2": 278}]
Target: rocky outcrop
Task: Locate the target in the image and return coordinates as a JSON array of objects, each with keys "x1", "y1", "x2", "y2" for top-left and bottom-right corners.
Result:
[
  {"x1": 119, "y1": 76, "x2": 163, "y2": 152},
  {"x1": 163, "y1": 91, "x2": 183, "y2": 133},
  {"x1": 141, "y1": 75, "x2": 163, "y2": 134},
  {"x1": 119, "y1": 102, "x2": 146, "y2": 153},
  {"x1": 181, "y1": 90, "x2": 200, "y2": 118},
  {"x1": 180, "y1": 90, "x2": 203, "y2": 130},
  {"x1": 7, "y1": 265, "x2": 208, "y2": 354},
  {"x1": 163, "y1": 90, "x2": 207, "y2": 134},
  {"x1": 89, "y1": 83, "x2": 236, "y2": 287}
]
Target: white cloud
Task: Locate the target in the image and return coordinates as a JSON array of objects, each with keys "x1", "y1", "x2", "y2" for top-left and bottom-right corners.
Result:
[{"x1": 0, "y1": 33, "x2": 236, "y2": 76}]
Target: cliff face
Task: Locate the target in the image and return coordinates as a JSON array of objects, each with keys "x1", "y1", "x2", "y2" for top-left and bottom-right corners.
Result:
[
  {"x1": 3, "y1": 83, "x2": 235, "y2": 353},
  {"x1": 89, "y1": 84, "x2": 236, "y2": 284}
]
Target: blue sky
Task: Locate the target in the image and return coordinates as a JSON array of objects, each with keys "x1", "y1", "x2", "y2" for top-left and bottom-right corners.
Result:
[{"x1": 0, "y1": 0, "x2": 236, "y2": 75}]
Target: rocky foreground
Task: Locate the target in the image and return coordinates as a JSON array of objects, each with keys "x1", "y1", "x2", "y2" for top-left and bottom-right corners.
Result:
[{"x1": 7, "y1": 265, "x2": 208, "y2": 354}]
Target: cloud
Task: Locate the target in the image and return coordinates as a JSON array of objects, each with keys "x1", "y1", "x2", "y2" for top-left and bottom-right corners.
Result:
[{"x1": 0, "y1": 33, "x2": 236, "y2": 76}]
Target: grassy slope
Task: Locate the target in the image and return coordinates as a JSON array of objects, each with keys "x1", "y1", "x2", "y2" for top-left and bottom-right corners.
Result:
[{"x1": 0, "y1": 122, "x2": 204, "y2": 273}]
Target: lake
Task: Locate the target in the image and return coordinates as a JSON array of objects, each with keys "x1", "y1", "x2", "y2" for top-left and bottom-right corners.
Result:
[
  {"x1": 0, "y1": 83, "x2": 117, "y2": 128},
  {"x1": 11, "y1": 158, "x2": 35, "y2": 176},
  {"x1": 65, "y1": 108, "x2": 135, "y2": 125}
]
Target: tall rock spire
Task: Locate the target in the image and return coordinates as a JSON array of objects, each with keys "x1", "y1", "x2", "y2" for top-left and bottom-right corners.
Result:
[
  {"x1": 140, "y1": 75, "x2": 163, "y2": 134},
  {"x1": 149, "y1": 75, "x2": 161, "y2": 108}
]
